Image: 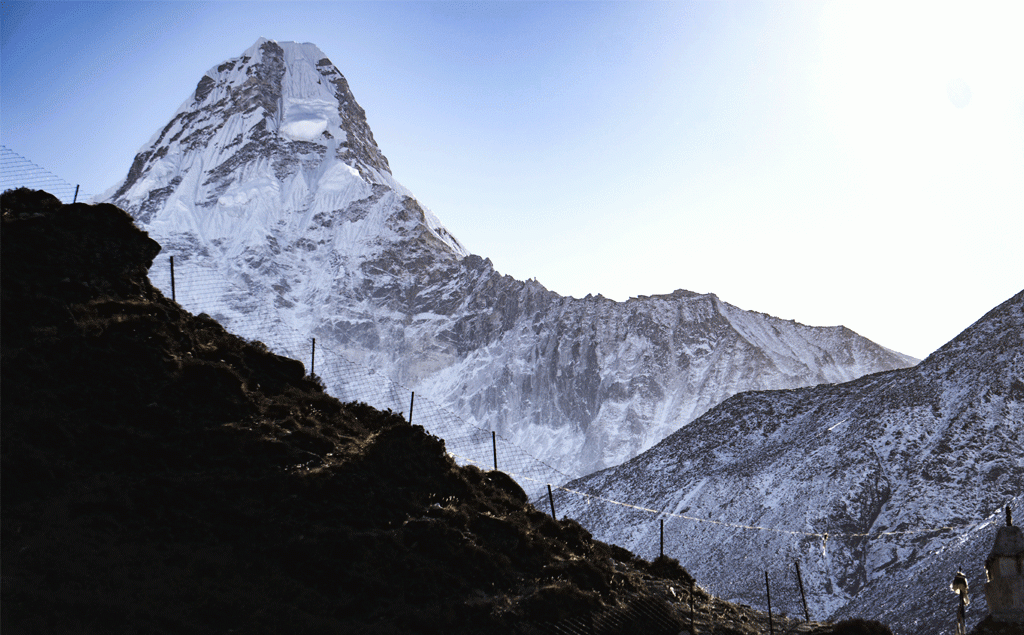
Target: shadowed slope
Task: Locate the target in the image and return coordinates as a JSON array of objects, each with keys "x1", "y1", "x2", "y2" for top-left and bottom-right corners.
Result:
[{"x1": 2, "y1": 188, "x2": 891, "y2": 634}]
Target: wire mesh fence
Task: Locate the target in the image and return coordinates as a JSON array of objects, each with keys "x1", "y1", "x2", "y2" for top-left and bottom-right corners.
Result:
[
  {"x1": 1, "y1": 146, "x2": 89, "y2": 204},
  {"x1": 146, "y1": 255, "x2": 571, "y2": 501},
  {"x1": 5, "y1": 152, "x2": 1018, "y2": 633},
  {"x1": 144, "y1": 254, "x2": 842, "y2": 621}
]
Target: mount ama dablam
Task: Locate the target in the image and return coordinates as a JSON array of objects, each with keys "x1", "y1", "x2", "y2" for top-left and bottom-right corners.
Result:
[{"x1": 103, "y1": 38, "x2": 917, "y2": 479}]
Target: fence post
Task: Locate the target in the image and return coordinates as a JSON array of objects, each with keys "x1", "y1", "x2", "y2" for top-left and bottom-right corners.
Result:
[
  {"x1": 958, "y1": 583, "x2": 966, "y2": 635},
  {"x1": 492, "y1": 431, "x2": 497, "y2": 470},
  {"x1": 689, "y1": 577, "x2": 695, "y2": 635},
  {"x1": 548, "y1": 484, "x2": 557, "y2": 521},
  {"x1": 765, "y1": 571, "x2": 774, "y2": 635},
  {"x1": 169, "y1": 256, "x2": 176, "y2": 302},
  {"x1": 310, "y1": 337, "x2": 316, "y2": 376},
  {"x1": 951, "y1": 568, "x2": 969, "y2": 635},
  {"x1": 795, "y1": 560, "x2": 810, "y2": 622},
  {"x1": 73, "y1": 184, "x2": 79, "y2": 204},
  {"x1": 409, "y1": 392, "x2": 415, "y2": 425}
]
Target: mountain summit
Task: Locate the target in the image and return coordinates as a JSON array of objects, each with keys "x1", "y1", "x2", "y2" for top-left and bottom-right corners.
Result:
[
  {"x1": 108, "y1": 38, "x2": 464, "y2": 255},
  {"x1": 115, "y1": 39, "x2": 389, "y2": 208},
  {"x1": 103, "y1": 39, "x2": 918, "y2": 477}
]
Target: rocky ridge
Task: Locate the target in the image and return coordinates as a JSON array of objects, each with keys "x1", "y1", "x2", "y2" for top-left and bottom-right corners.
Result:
[{"x1": 552, "y1": 288, "x2": 1024, "y2": 634}]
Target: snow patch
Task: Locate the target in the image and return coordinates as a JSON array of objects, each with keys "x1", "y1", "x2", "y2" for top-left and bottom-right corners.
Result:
[
  {"x1": 318, "y1": 162, "x2": 362, "y2": 188},
  {"x1": 280, "y1": 98, "x2": 336, "y2": 142}
]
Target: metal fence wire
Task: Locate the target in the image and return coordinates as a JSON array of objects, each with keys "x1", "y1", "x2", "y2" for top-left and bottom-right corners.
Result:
[
  {"x1": 1, "y1": 146, "x2": 88, "y2": 204},
  {"x1": 6, "y1": 156, "x2": 1019, "y2": 634},
  {"x1": 149, "y1": 256, "x2": 859, "y2": 625},
  {"x1": 145, "y1": 257, "x2": 572, "y2": 502}
]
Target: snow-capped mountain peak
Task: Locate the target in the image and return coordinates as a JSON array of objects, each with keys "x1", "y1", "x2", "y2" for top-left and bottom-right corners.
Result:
[
  {"x1": 105, "y1": 39, "x2": 916, "y2": 482},
  {"x1": 109, "y1": 38, "x2": 468, "y2": 256}
]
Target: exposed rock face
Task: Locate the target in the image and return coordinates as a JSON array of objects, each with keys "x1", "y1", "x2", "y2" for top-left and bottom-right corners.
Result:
[
  {"x1": 553, "y1": 291, "x2": 1024, "y2": 634},
  {"x1": 103, "y1": 38, "x2": 918, "y2": 478}
]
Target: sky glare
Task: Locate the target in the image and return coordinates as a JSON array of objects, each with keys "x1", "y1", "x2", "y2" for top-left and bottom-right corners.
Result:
[{"x1": 2, "y1": 1, "x2": 1022, "y2": 360}]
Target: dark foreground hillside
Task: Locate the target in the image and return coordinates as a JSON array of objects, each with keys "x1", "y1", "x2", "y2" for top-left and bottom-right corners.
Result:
[{"x1": 1, "y1": 189, "x2": 884, "y2": 634}]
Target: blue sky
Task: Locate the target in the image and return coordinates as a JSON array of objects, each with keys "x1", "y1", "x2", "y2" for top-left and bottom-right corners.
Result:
[{"x1": 2, "y1": 1, "x2": 1022, "y2": 359}]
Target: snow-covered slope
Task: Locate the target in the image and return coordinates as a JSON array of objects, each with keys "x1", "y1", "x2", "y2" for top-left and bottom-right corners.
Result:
[
  {"x1": 105, "y1": 38, "x2": 918, "y2": 478},
  {"x1": 553, "y1": 291, "x2": 1024, "y2": 634}
]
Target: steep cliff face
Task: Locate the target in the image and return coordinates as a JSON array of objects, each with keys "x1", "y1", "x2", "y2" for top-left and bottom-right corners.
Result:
[
  {"x1": 553, "y1": 291, "x2": 1024, "y2": 634},
  {"x1": 104, "y1": 38, "x2": 918, "y2": 478},
  {"x1": 416, "y1": 286, "x2": 919, "y2": 476}
]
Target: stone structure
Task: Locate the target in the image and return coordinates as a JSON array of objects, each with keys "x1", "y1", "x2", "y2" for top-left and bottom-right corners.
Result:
[{"x1": 984, "y1": 506, "x2": 1024, "y2": 623}]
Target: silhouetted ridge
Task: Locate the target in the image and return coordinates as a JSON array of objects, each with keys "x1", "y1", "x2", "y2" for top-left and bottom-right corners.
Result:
[{"x1": 4, "y1": 187, "x2": 880, "y2": 634}]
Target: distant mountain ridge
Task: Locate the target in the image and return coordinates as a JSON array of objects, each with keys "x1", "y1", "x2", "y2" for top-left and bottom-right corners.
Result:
[
  {"x1": 104, "y1": 37, "x2": 918, "y2": 478},
  {"x1": 552, "y1": 290, "x2": 1024, "y2": 634}
]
